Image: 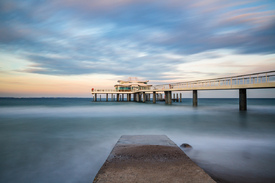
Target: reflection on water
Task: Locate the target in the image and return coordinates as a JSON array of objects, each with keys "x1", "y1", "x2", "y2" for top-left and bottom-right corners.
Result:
[{"x1": 0, "y1": 98, "x2": 275, "y2": 183}]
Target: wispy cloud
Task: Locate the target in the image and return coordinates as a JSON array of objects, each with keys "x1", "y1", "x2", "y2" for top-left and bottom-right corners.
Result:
[{"x1": 0, "y1": 0, "x2": 274, "y2": 79}]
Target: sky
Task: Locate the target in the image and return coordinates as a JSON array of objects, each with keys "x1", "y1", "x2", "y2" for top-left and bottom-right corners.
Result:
[{"x1": 0, "y1": 0, "x2": 275, "y2": 97}]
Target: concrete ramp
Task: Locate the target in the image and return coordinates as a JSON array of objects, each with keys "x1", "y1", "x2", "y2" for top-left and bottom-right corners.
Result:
[{"x1": 93, "y1": 135, "x2": 215, "y2": 183}]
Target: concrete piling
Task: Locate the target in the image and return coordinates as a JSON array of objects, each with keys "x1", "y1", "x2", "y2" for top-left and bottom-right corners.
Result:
[
  {"x1": 193, "y1": 90, "x2": 197, "y2": 107},
  {"x1": 165, "y1": 91, "x2": 172, "y2": 104},
  {"x1": 153, "y1": 91, "x2": 156, "y2": 103},
  {"x1": 239, "y1": 89, "x2": 247, "y2": 111},
  {"x1": 168, "y1": 91, "x2": 172, "y2": 104},
  {"x1": 137, "y1": 93, "x2": 140, "y2": 102},
  {"x1": 142, "y1": 92, "x2": 146, "y2": 103}
]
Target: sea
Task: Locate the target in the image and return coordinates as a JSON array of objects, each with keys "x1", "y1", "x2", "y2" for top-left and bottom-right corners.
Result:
[{"x1": 0, "y1": 98, "x2": 275, "y2": 183}]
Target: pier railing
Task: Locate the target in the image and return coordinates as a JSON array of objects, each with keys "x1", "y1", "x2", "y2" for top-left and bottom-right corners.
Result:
[
  {"x1": 92, "y1": 89, "x2": 116, "y2": 92},
  {"x1": 91, "y1": 89, "x2": 139, "y2": 93},
  {"x1": 91, "y1": 71, "x2": 275, "y2": 93},
  {"x1": 150, "y1": 70, "x2": 275, "y2": 91}
]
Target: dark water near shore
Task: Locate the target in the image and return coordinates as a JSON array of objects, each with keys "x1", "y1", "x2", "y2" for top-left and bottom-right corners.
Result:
[{"x1": 0, "y1": 98, "x2": 275, "y2": 183}]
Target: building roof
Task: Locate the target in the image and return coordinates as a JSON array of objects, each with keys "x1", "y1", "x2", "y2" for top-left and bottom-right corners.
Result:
[
  {"x1": 117, "y1": 77, "x2": 149, "y2": 84},
  {"x1": 115, "y1": 77, "x2": 151, "y2": 87},
  {"x1": 114, "y1": 83, "x2": 152, "y2": 87}
]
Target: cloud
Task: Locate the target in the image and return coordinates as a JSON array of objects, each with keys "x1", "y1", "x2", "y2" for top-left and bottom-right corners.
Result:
[{"x1": 0, "y1": 0, "x2": 274, "y2": 78}]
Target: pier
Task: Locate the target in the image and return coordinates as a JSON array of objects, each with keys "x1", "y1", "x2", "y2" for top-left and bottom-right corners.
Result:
[
  {"x1": 91, "y1": 71, "x2": 275, "y2": 110},
  {"x1": 93, "y1": 135, "x2": 215, "y2": 183}
]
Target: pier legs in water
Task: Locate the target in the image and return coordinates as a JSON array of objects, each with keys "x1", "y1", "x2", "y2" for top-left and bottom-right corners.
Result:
[
  {"x1": 193, "y1": 90, "x2": 197, "y2": 107},
  {"x1": 136, "y1": 93, "x2": 140, "y2": 102},
  {"x1": 239, "y1": 89, "x2": 247, "y2": 111},
  {"x1": 142, "y1": 92, "x2": 146, "y2": 103},
  {"x1": 165, "y1": 91, "x2": 172, "y2": 104},
  {"x1": 93, "y1": 90, "x2": 248, "y2": 110},
  {"x1": 153, "y1": 91, "x2": 156, "y2": 103},
  {"x1": 127, "y1": 94, "x2": 131, "y2": 102}
]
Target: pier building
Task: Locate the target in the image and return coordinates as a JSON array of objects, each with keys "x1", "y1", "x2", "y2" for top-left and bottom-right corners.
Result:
[
  {"x1": 114, "y1": 77, "x2": 152, "y2": 92},
  {"x1": 91, "y1": 70, "x2": 275, "y2": 110}
]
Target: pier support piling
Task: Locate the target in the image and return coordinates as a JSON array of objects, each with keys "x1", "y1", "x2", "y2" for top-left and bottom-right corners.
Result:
[
  {"x1": 117, "y1": 93, "x2": 119, "y2": 102},
  {"x1": 106, "y1": 94, "x2": 108, "y2": 102},
  {"x1": 193, "y1": 90, "x2": 198, "y2": 107},
  {"x1": 142, "y1": 92, "x2": 146, "y2": 103},
  {"x1": 239, "y1": 89, "x2": 247, "y2": 111},
  {"x1": 153, "y1": 91, "x2": 156, "y2": 103},
  {"x1": 180, "y1": 93, "x2": 182, "y2": 102},
  {"x1": 176, "y1": 93, "x2": 179, "y2": 102},
  {"x1": 168, "y1": 91, "x2": 172, "y2": 104},
  {"x1": 94, "y1": 94, "x2": 97, "y2": 102},
  {"x1": 137, "y1": 93, "x2": 140, "y2": 102},
  {"x1": 165, "y1": 91, "x2": 172, "y2": 104}
]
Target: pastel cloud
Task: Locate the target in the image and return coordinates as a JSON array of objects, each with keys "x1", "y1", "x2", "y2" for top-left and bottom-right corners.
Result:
[{"x1": 0, "y1": 0, "x2": 274, "y2": 80}]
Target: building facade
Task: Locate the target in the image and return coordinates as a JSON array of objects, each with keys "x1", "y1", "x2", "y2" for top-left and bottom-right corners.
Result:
[{"x1": 114, "y1": 77, "x2": 152, "y2": 92}]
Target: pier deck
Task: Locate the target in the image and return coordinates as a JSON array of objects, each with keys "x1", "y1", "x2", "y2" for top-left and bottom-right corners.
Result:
[{"x1": 93, "y1": 135, "x2": 215, "y2": 183}]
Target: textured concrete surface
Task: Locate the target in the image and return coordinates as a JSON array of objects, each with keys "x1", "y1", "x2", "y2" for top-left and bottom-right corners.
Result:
[{"x1": 93, "y1": 135, "x2": 215, "y2": 183}]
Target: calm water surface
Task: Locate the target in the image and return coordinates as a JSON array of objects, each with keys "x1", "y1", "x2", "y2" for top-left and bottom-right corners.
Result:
[{"x1": 0, "y1": 98, "x2": 275, "y2": 183}]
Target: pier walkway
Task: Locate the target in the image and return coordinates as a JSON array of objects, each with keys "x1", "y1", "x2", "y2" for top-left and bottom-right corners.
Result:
[
  {"x1": 91, "y1": 70, "x2": 275, "y2": 110},
  {"x1": 93, "y1": 135, "x2": 215, "y2": 183}
]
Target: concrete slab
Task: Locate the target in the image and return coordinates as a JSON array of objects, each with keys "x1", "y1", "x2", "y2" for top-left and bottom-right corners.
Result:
[{"x1": 93, "y1": 135, "x2": 215, "y2": 183}]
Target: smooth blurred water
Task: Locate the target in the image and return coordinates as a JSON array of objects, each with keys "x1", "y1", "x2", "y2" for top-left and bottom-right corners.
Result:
[{"x1": 0, "y1": 98, "x2": 275, "y2": 183}]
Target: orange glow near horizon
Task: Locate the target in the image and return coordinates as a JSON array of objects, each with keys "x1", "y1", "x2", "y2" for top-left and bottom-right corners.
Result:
[{"x1": 1, "y1": 52, "x2": 275, "y2": 97}]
